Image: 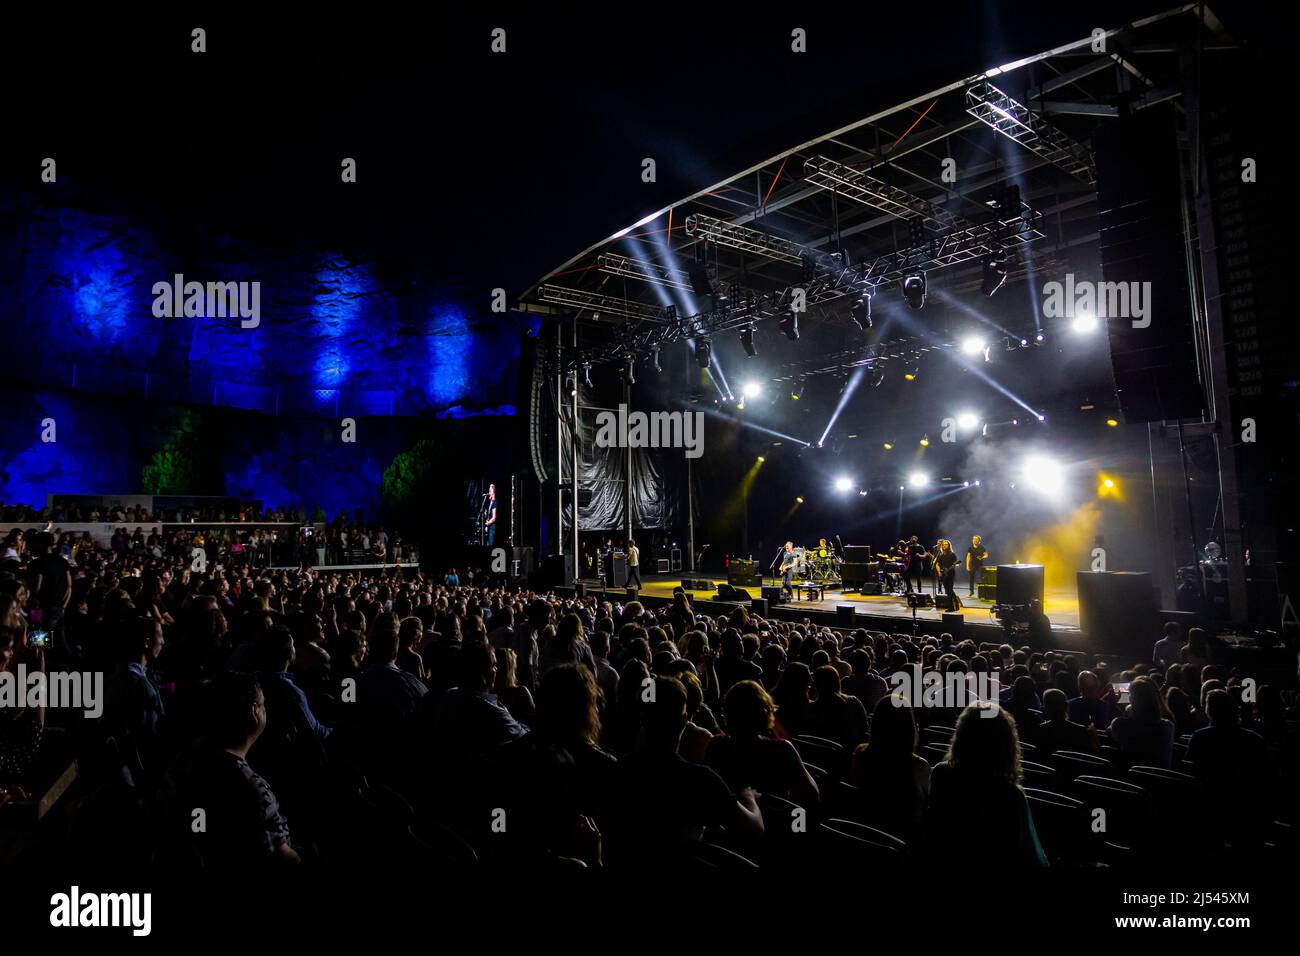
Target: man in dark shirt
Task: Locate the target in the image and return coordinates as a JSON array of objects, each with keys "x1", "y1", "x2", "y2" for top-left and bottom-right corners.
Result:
[
  {"x1": 607, "y1": 676, "x2": 762, "y2": 865},
  {"x1": 105, "y1": 613, "x2": 167, "y2": 783},
  {"x1": 31, "y1": 533, "x2": 72, "y2": 655},
  {"x1": 1034, "y1": 687, "x2": 1095, "y2": 755},
  {"x1": 965, "y1": 535, "x2": 988, "y2": 596},
  {"x1": 430, "y1": 640, "x2": 527, "y2": 764},
  {"x1": 1067, "y1": 670, "x2": 1112, "y2": 729},
  {"x1": 172, "y1": 672, "x2": 299, "y2": 868},
  {"x1": 1187, "y1": 689, "x2": 1271, "y2": 848}
]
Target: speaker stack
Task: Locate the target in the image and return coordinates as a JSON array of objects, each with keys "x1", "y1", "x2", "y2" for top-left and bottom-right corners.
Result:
[
  {"x1": 727, "y1": 560, "x2": 760, "y2": 587},
  {"x1": 995, "y1": 564, "x2": 1045, "y2": 606},
  {"x1": 1077, "y1": 571, "x2": 1157, "y2": 657}
]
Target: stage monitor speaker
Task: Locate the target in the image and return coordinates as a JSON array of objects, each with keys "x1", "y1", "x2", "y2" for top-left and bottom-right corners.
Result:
[
  {"x1": 625, "y1": 587, "x2": 639, "y2": 600},
  {"x1": 603, "y1": 554, "x2": 627, "y2": 588},
  {"x1": 942, "y1": 612, "x2": 964, "y2": 636},
  {"x1": 750, "y1": 598, "x2": 769, "y2": 617},
  {"x1": 907, "y1": 593, "x2": 935, "y2": 610},
  {"x1": 935, "y1": 594, "x2": 964, "y2": 611},
  {"x1": 840, "y1": 562, "x2": 873, "y2": 589},
  {"x1": 762, "y1": 585, "x2": 785, "y2": 605},
  {"x1": 541, "y1": 553, "x2": 575, "y2": 587},
  {"x1": 716, "y1": 584, "x2": 752, "y2": 601},
  {"x1": 1077, "y1": 571, "x2": 1157, "y2": 656},
  {"x1": 575, "y1": 582, "x2": 586, "y2": 598},
  {"x1": 977, "y1": 584, "x2": 998, "y2": 602},
  {"x1": 728, "y1": 560, "x2": 760, "y2": 587},
  {"x1": 836, "y1": 604, "x2": 856, "y2": 627},
  {"x1": 681, "y1": 578, "x2": 713, "y2": 591},
  {"x1": 996, "y1": 564, "x2": 1045, "y2": 606},
  {"x1": 859, "y1": 581, "x2": 884, "y2": 596},
  {"x1": 979, "y1": 567, "x2": 997, "y2": 587},
  {"x1": 842, "y1": 545, "x2": 875, "y2": 563},
  {"x1": 1094, "y1": 108, "x2": 1203, "y2": 423}
]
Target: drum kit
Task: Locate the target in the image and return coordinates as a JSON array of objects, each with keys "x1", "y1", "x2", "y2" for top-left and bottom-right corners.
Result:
[{"x1": 788, "y1": 544, "x2": 842, "y2": 585}]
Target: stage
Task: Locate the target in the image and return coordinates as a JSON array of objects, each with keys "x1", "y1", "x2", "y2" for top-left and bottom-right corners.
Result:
[{"x1": 566, "y1": 574, "x2": 1086, "y2": 648}]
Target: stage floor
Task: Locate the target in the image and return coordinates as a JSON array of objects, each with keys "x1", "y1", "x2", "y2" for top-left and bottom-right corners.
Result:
[{"x1": 606, "y1": 576, "x2": 1082, "y2": 633}]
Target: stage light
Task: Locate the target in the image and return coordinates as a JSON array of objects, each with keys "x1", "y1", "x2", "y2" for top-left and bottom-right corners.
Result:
[
  {"x1": 742, "y1": 380, "x2": 762, "y2": 400},
  {"x1": 791, "y1": 378, "x2": 804, "y2": 400},
  {"x1": 582, "y1": 363, "x2": 593, "y2": 388},
  {"x1": 1071, "y1": 311, "x2": 1099, "y2": 334},
  {"x1": 740, "y1": 325, "x2": 757, "y2": 357},
  {"x1": 957, "y1": 411, "x2": 979, "y2": 431},
  {"x1": 919, "y1": 436, "x2": 930, "y2": 447},
  {"x1": 981, "y1": 257, "x2": 1008, "y2": 296},
  {"x1": 795, "y1": 496, "x2": 804, "y2": 503},
  {"x1": 961, "y1": 335, "x2": 985, "y2": 356},
  {"x1": 621, "y1": 355, "x2": 635, "y2": 385},
  {"x1": 1020, "y1": 338, "x2": 1029, "y2": 347},
  {"x1": 1037, "y1": 413, "x2": 1046, "y2": 421},
  {"x1": 1106, "y1": 418, "x2": 1119, "y2": 427},
  {"x1": 904, "y1": 370, "x2": 917, "y2": 381},
  {"x1": 694, "y1": 337, "x2": 712, "y2": 368},
  {"x1": 1021, "y1": 455, "x2": 1065, "y2": 497},
  {"x1": 850, "y1": 291, "x2": 873, "y2": 329},
  {"x1": 780, "y1": 311, "x2": 800, "y2": 341},
  {"x1": 902, "y1": 273, "x2": 927, "y2": 309},
  {"x1": 963, "y1": 481, "x2": 970, "y2": 487},
  {"x1": 1035, "y1": 333, "x2": 1046, "y2": 342},
  {"x1": 651, "y1": 348, "x2": 662, "y2": 373},
  {"x1": 834, "y1": 476, "x2": 853, "y2": 493},
  {"x1": 1103, "y1": 478, "x2": 1114, "y2": 488},
  {"x1": 883, "y1": 442, "x2": 893, "y2": 450},
  {"x1": 908, "y1": 471, "x2": 929, "y2": 487},
  {"x1": 756, "y1": 455, "x2": 765, "y2": 463}
]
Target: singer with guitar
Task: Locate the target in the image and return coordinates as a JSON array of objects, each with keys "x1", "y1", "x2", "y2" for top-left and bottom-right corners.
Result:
[{"x1": 779, "y1": 541, "x2": 796, "y2": 598}]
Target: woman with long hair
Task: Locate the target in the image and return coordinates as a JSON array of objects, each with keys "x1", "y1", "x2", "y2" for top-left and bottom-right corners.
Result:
[
  {"x1": 539, "y1": 612, "x2": 596, "y2": 678},
  {"x1": 851, "y1": 692, "x2": 931, "y2": 839},
  {"x1": 706, "y1": 679, "x2": 819, "y2": 808},
  {"x1": 770, "y1": 661, "x2": 812, "y2": 739},
  {"x1": 926, "y1": 703, "x2": 1047, "y2": 866},
  {"x1": 1109, "y1": 675, "x2": 1176, "y2": 768}
]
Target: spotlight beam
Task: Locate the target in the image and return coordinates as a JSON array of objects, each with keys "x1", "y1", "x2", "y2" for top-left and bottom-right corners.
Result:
[{"x1": 817, "y1": 365, "x2": 867, "y2": 448}]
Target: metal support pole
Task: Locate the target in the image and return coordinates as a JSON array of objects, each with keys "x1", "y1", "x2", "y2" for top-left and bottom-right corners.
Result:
[
  {"x1": 571, "y1": 319, "x2": 580, "y2": 575},
  {"x1": 687, "y1": 456, "x2": 696, "y2": 572}
]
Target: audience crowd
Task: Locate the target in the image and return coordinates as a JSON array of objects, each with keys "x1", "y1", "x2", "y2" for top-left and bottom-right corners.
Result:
[{"x1": 0, "y1": 526, "x2": 1296, "y2": 872}]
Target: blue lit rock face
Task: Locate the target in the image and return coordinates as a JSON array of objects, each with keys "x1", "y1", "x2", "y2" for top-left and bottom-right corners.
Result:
[{"x1": 4, "y1": 204, "x2": 525, "y2": 417}]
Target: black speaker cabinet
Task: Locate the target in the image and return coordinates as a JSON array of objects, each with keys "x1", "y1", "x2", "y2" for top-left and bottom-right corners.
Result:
[
  {"x1": 942, "y1": 612, "x2": 964, "y2": 636},
  {"x1": 840, "y1": 562, "x2": 874, "y2": 589},
  {"x1": 1077, "y1": 571, "x2": 1157, "y2": 656},
  {"x1": 681, "y1": 578, "x2": 713, "y2": 591},
  {"x1": 728, "y1": 560, "x2": 760, "y2": 587},
  {"x1": 750, "y1": 598, "x2": 769, "y2": 617},
  {"x1": 996, "y1": 564, "x2": 1045, "y2": 606},
  {"x1": 859, "y1": 581, "x2": 884, "y2": 596},
  {"x1": 935, "y1": 594, "x2": 963, "y2": 611},
  {"x1": 603, "y1": 554, "x2": 627, "y2": 588},
  {"x1": 979, "y1": 567, "x2": 997, "y2": 587},
  {"x1": 716, "y1": 584, "x2": 753, "y2": 602},
  {"x1": 977, "y1": 584, "x2": 998, "y2": 602},
  {"x1": 836, "y1": 604, "x2": 856, "y2": 627},
  {"x1": 761, "y1": 585, "x2": 785, "y2": 605},
  {"x1": 842, "y1": 545, "x2": 875, "y2": 563},
  {"x1": 625, "y1": 587, "x2": 639, "y2": 600}
]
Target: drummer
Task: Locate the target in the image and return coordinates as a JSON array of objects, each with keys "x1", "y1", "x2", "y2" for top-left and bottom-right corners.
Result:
[{"x1": 817, "y1": 537, "x2": 830, "y2": 558}]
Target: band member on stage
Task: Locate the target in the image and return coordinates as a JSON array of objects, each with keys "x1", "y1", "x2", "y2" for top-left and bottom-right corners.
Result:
[
  {"x1": 626, "y1": 538, "x2": 642, "y2": 589},
  {"x1": 817, "y1": 537, "x2": 829, "y2": 557},
  {"x1": 966, "y1": 534, "x2": 988, "y2": 596},
  {"x1": 936, "y1": 539, "x2": 961, "y2": 607},
  {"x1": 779, "y1": 541, "x2": 796, "y2": 596},
  {"x1": 904, "y1": 536, "x2": 927, "y2": 594}
]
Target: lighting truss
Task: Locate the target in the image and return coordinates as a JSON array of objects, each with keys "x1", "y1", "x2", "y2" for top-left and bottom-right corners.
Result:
[
  {"x1": 595, "y1": 252, "x2": 693, "y2": 291},
  {"x1": 768, "y1": 336, "x2": 954, "y2": 383},
  {"x1": 803, "y1": 156, "x2": 962, "y2": 232},
  {"x1": 536, "y1": 284, "x2": 670, "y2": 323},
  {"x1": 684, "y1": 213, "x2": 828, "y2": 266},
  {"x1": 965, "y1": 81, "x2": 1096, "y2": 185},
  {"x1": 857, "y1": 209, "x2": 1045, "y2": 289}
]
